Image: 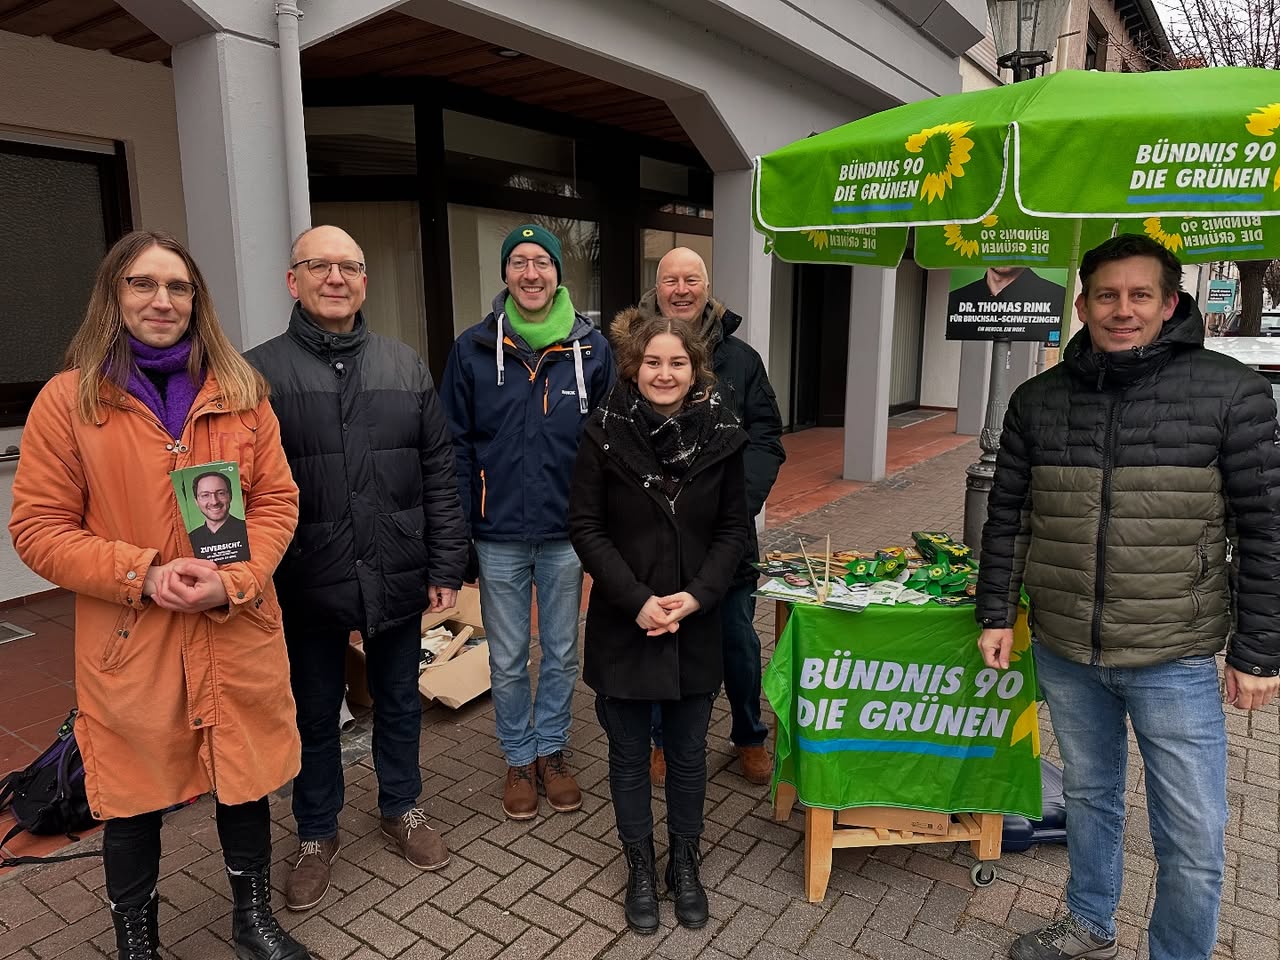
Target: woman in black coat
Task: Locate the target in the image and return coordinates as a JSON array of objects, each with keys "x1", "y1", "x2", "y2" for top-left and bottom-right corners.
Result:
[{"x1": 568, "y1": 309, "x2": 748, "y2": 935}]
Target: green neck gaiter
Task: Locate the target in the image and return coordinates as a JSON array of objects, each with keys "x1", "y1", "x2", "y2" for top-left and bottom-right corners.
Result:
[{"x1": 504, "y1": 286, "x2": 575, "y2": 351}]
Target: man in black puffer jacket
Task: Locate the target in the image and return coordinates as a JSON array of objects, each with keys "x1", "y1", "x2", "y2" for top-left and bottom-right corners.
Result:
[
  {"x1": 976, "y1": 234, "x2": 1280, "y2": 960},
  {"x1": 638, "y1": 247, "x2": 786, "y2": 787},
  {"x1": 246, "y1": 226, "x2": 468, "y2": 912}
]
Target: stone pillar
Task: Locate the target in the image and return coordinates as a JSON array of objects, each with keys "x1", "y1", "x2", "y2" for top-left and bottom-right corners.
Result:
[
  {"x1": 171, "y1": 31, "x2": 293, "y2": 349},
  {"x1": 842, "y1": 265, "x2": 896, "y2": 481},
  {"x1": 712, "y1": 169, "x2": 772, "y2": 360}
]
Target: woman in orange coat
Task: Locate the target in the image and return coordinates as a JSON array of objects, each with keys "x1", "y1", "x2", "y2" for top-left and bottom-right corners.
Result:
[{"x1": 10, "y1": 231, "x2": 309, "y2": 960}]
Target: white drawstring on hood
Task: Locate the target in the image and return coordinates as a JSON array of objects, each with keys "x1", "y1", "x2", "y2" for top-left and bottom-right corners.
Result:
[
  {"x1": 495, "y1": 311, "x2": 506, "y2": 386},
  {"x1": 572, "y1": 339, "x2": 588, "y2": 414}
]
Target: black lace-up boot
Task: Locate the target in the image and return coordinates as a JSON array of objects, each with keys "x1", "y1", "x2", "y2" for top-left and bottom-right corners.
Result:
[
  {"x1": 622, "y1": 835, "x2": 659, "y2": 934},
  {"x1": 665, "y1": 834, "x2": 708, "y2": 929},
  {"x1": 110, "y1": 890, "x2": 159, "y2": 960},
  {"x1": 227, "y1": 866, "x2": 311, "y2": 960}
]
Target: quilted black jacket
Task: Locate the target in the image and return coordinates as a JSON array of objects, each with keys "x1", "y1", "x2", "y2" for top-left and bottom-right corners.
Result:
[
  {"x1": 976, "y1": 293, "x2": 1280, "y2": 674},
  {"x1": 246, "y1": 305, "x2": 469, "y2": 635}
]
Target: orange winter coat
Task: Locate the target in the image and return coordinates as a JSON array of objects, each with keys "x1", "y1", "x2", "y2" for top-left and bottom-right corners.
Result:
[{"x1": 9, "y1": 370, "x2": 302, "y2": 820}]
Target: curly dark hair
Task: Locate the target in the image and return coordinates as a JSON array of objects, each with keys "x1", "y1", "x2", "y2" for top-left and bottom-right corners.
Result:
[{"x1": 610, "y1": 308, "x2": 716, "y2": 393}]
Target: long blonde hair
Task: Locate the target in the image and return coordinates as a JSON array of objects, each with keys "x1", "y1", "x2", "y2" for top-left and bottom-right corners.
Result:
[{"x1": 65, "y1": 230, "x2": 267, "y2": 423}]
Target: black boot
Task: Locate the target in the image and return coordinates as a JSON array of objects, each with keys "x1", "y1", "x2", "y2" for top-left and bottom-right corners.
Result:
[
  {"x1": 665, "y1": 834, "x2": 708, "y2": 929},
  {"x1": 110, "y1": 890, "x2": 159, "y2": 960},
  {"x1": 622, "y1": 836, "x2": 659, "y2": 935},
  {"x1": 227, "y1": 867, "x2": 311, "y2": 960}
]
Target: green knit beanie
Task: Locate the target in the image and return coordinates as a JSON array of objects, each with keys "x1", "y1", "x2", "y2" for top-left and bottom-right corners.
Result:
[{"x1": 500, "y1": 224, "x2": 563, "y2": 284}]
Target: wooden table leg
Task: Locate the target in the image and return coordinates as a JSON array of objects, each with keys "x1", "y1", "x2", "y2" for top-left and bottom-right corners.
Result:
[
  {"x1": 773, "y1": 781, "x2": 797, "y2": 822},
  {"x1": 804, "y1": 807, "x2": 834, "y2": 902},
  {"x1": 970, "y1": 812, "x2": 1003, "y2": 861}
]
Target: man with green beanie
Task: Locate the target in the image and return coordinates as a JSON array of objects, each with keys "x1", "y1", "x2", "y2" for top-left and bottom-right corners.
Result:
[{"x1": 442, "y1": 224, "x2": 614, "y2": 820}]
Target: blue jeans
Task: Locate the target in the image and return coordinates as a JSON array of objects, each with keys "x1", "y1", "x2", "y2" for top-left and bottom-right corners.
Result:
[
  {"x1": 476, "y1": 540, "x2": 583, "y2": 766},
  {"x1": 1034, "y1": 641, "x2": 1228, "y2": 959},
  {"x1": 652, "y1": 582, "x2": 766, "y2": 749},
  {"x1": 284, "y1": 610, "x2": 424, "y2": 840}
]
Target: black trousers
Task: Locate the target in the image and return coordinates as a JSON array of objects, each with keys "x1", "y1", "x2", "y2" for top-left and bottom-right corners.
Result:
[
  {"x1": 103, "y1": 798, "x2": 271, "y2": 908},
  {"x1": 284, "y1": 610, "x2": 423, "y2": 840},
  {"x1": 595, "y1": 693, "x2": 715, "y2": 844}
]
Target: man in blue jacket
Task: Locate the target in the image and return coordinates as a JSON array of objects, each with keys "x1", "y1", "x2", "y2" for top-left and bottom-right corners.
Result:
[{"x1": 442, "y1": 224, "x2": 613, "y2": 821}]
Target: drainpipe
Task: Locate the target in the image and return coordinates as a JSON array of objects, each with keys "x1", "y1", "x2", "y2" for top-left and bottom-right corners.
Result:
[{"x1": 276, "y1": 2, "x2": 311, "y2": 239}]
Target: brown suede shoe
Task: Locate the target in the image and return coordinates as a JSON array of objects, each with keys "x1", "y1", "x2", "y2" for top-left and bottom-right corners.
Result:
[
  {"x1": 650, "y1": 746, "x2": 667, "y2": 788},
  {"x1": 285, "y1": 835, "x2": 340, "y2": 911},
  {"x1": 503, "y1": 762, "x2": 539, "y2": 820},
  {"x1": 381, "y1": 808, "x2": 450, "y2": 870},
  {"x1": 537, "y1": 751, "x2": 582, "y2": 812},
  {"x1": 738, "y1": 744, "x2": 773, "y2": 785}
]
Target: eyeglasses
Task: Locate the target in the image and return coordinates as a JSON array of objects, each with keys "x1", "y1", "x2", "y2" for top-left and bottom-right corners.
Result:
[
  {"x1": 291, "y1": 258, "x2": 366, "y2": 281},
  {"x1": 507, "y1": 256, "x2": 554, "y2": 273},
  {"x1": 124, "y1": 276, "x2": 196, "y2": 301},
  {"x1": 196, "y1": 490, "x2": 230, "y2": 502}
]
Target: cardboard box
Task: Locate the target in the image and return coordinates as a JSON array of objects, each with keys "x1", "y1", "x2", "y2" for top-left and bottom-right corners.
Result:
[
  {"x1": 836, "y1": 805, "x2": 950, "y2": 836},
  {"x1": 417, "y1": 586, "x2": 491, "y2": 709},
  {"x1": 344, "y1": 586, "x2": 491, "y2": 710},
  {"x1": 345, "y1": 631, "x2": 373, "y2": 708}
]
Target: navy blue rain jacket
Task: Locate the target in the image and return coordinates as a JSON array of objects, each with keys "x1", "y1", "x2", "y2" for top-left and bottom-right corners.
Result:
[{"x1": 441, "y1": 290, "x2": 615, "y2": 542}]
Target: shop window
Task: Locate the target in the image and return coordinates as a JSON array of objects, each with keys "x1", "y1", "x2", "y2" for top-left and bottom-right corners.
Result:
[
  {"x1": 1085, "y1": 16, "x2": 1107, "y2": 71},
  {"x1": 311, "y1": 200, "x2": 426, "y2": 357},
  {"x1": 641, "y1": 230, "x2": 713, "y2": 292},
  {"x1": 640, "y1": 157, "x2": 712, "y2": 205},
  {"x1": 304, "y1": 105, "x2": 416, "y2": 177},
  {"x1": 0, "y1": 138, "x2": 129, "y2": 426},
  {"x1": 444, "y1": 112, "x2": 581, "y2": 198},
  {"x1": 447, "y1": 205, "x2": 600, "y2": 333}
]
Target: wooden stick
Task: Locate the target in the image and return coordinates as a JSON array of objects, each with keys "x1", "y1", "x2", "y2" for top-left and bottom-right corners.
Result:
[{"x1": 800, "y1": 538, "x2": 828, "y2": 604}]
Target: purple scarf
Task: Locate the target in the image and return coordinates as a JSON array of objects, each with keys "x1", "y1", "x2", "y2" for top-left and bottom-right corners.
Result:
[{"x1": 125, "y1": 336, "x2": 204, "y2": 440}]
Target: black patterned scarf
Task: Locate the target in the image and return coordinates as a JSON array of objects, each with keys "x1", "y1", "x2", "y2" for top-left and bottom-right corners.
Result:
[{"x1": 599, "y1": 379, "x2": 739, "y2": 500}]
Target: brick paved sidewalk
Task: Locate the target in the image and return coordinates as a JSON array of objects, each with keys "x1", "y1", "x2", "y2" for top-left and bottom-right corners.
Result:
[{"x1": 3, "y1": 439, "x2": 1276, "y2": 960}]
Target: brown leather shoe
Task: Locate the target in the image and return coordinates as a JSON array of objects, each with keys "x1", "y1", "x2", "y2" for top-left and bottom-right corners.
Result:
[
  {"x1": 737, "y1": 744, "x2": 773, "y2": 785},
  {"x1": 537, "y1": 751, "x2": 582, "y2": 812},
  {"x1": 650, "y1": 746, "x2": 667, "y2": 788},
  {"x1": 503, "y1": 762, "x2": 539, "y2": 820},
  {"x1": 382, "y1": 808, "x2": 450, "y2": 870},
  {"x1": 285, "y1": 835, "x2": 340, "y2": 911}
]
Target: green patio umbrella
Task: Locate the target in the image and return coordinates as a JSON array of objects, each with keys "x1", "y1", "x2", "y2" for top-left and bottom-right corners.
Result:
[{"x1": 753, "y1": 67, "x2": 1280, "y2": 337}]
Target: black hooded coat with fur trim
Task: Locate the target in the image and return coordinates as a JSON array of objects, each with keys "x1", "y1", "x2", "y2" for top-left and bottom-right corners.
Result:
[{"x1": 569, "y1": 379, "x2": 749, "y2": 700}]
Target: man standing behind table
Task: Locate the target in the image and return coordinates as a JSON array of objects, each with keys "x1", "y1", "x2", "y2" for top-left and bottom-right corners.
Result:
[
  {"x1": 976, "y1": 233, "x2": 1280, "y2": 960},
  {"x1": 441, "y1": 224, "x2": 613, "y2": 821},
  {"x1": 246, "y1": 225, "x2": 469, "y2": 911},
  {"x1": 639, "y1": 247, "x2": 786, "y2": 787}
]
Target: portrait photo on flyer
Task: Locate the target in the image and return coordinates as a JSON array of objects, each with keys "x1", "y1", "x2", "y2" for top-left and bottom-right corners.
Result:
[{"x1": 170, "y1": 461, "x2": 251, "y2": 565}]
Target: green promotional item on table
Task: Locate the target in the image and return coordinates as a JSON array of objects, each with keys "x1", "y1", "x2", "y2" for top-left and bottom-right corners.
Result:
[{"x1": 763, "y1": 604, "x2": 1041, "y2": 817}]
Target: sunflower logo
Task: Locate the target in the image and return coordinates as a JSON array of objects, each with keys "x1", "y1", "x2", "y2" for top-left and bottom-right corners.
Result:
[
  {"x1": 942, "y1": 214, "x2": 998, "y2": 259},
  {"x1": 1143, "y1": 217, "x2": 1183, "y2": 253},
  {"x1": 905, "y1": 121, "x2": 975, "y2": 204},
  {"x1": 1245, "y1": 102, "x2": 1280, "y2": 137},
  {"x1": 803, "y1": 230, "x2": 829, "y2": 250}
]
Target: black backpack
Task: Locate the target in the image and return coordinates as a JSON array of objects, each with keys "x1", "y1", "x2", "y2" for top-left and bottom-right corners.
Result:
[{"x1": 0, "y1": 709, "x2": 103, "y2": 867}]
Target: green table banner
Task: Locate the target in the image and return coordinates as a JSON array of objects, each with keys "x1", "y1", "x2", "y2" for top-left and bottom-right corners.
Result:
[{"x1": 763, "y1": 603, "x2": 1041, "y2": 818}]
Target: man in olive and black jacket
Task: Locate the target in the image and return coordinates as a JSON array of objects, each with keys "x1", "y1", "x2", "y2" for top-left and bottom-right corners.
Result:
[
  {"x1": 246, "y1": 226, "x2": 468, "y2": 912},
  {"x1": 639, "y1": 247, "x2": 786, "y2": 787},
  {"x1": 976, "y1": 234, "x2": 1280, "y2": 960}
]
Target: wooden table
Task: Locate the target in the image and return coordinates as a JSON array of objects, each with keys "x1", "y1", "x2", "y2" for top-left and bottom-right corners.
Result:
[{"x1": 769, "y1": 600, "x2": 1005, "y2": 901}]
